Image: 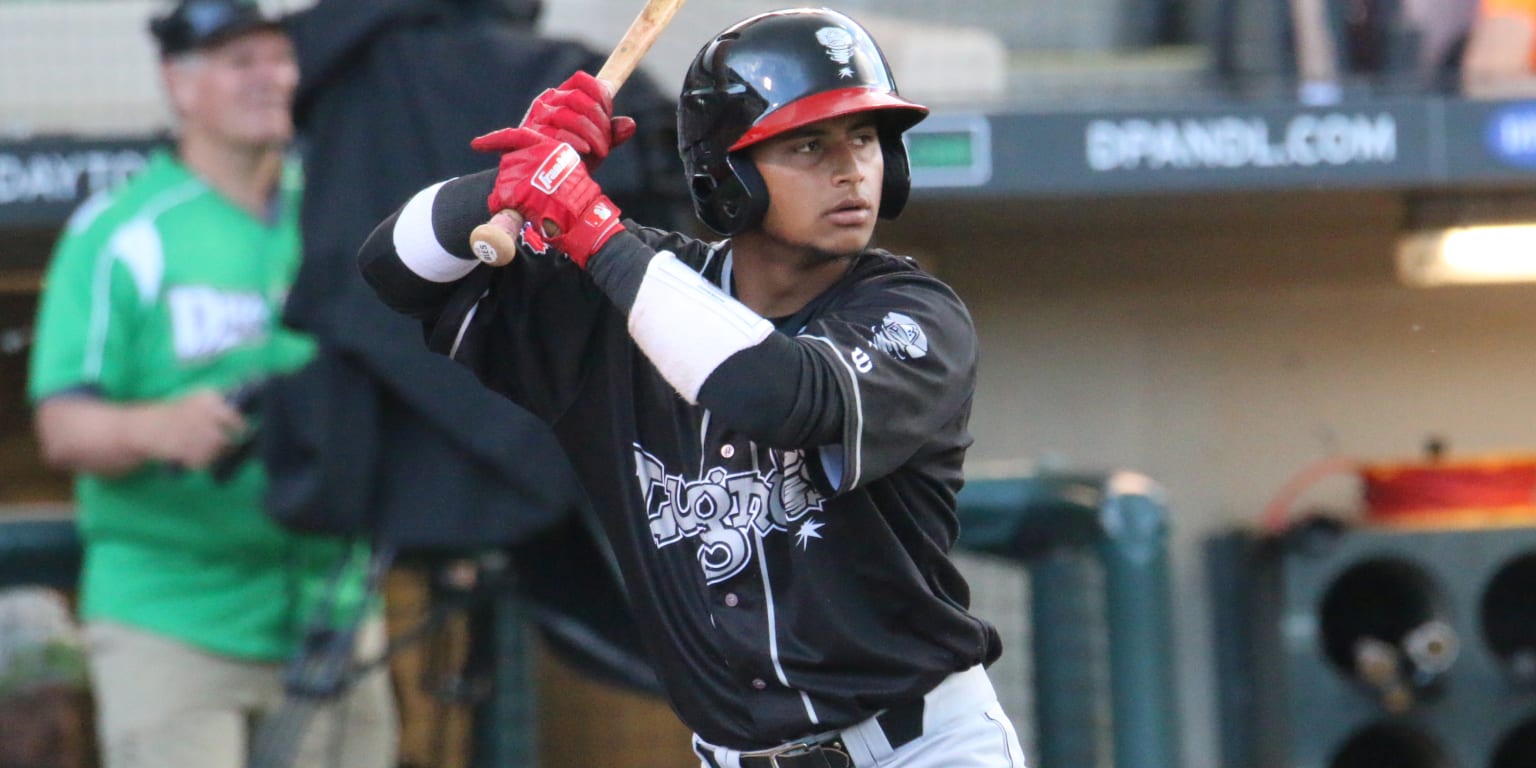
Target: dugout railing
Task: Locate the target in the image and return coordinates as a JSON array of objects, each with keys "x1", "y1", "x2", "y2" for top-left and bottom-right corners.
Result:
[{"x1": 957, "y1": 472, "x2": 1182, "y2": 768}]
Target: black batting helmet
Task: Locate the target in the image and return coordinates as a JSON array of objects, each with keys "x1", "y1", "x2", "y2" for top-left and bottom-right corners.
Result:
[{"x1": 678, "y1": 8, "x2": 929, "y2": 236}]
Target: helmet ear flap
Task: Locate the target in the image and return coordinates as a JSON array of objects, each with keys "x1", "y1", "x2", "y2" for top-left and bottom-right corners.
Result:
[
  {"x1": 690, "y1": 152, "x2": 769, "y2": 236},
  {"x1": 878, "y1": 126, "x2": 913, "y2": 220}
]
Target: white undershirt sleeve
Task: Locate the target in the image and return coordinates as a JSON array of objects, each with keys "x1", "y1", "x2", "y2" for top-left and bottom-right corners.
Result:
[
  {"x1": 393, "y1": 181, "x2": 477, "y2": 283},
  {"x1": 627, "y1": 251, "x2": 774, "y2": 403}
]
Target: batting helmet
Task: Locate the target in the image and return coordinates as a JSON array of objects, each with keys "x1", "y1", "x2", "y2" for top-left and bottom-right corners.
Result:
[{"x1": 678, "y1": 8, "x2": 929, "y2": 236}]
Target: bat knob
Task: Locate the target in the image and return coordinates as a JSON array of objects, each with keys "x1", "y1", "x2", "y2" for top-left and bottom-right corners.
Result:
[{"x1": 469, "y1": 213, "x2": 524, "y2": 267}]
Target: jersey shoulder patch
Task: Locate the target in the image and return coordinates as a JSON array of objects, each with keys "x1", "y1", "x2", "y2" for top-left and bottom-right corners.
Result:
[{"x1": 870, "y1": 311, "x2": 929, "y2": 360}]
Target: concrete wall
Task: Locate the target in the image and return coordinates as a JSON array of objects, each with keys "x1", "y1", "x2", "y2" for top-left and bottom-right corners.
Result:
[
  {"x1": 0, "y1": 1, "x2": 167, "y2": 136},
  {"x1": 880, "y1": 189, "x2": 1536, "y2": 768}
]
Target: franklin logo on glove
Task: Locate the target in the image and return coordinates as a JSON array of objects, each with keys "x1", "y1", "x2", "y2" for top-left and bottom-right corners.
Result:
[{"x1": 533, "y1": 143, "x2": 582, "y2": 194}]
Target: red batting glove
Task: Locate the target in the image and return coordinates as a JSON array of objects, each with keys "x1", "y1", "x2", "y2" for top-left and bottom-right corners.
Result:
[
  {"x1": 486, "y1": 128, "x2": 625, "y2": 269},
  {"x1": 471, "y1": 71, "x2": 636, "y2": 170}
]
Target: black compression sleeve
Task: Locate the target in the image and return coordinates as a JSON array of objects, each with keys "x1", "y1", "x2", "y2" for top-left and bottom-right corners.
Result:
[
  {"x1": 584, "y1": 230, "x2": 651, "y2": 311},
  {"x1": 358, "y1": 170, "x2": 497, "y2": 321},
  {"x1": 696, "y1": 336, "x2": 846, "y2": 448},
  {"x1": 431, "y1": 169, "x2": 499, "y2": 256}
]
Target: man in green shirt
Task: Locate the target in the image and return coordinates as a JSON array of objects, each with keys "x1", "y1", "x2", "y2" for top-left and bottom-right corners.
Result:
[{"x1": 26, "y1": 1, "x2": 396, "y2": 766}]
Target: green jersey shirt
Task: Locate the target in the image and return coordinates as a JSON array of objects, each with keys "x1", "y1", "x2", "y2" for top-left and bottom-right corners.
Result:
[{"x1": 29, "y1": 150, "x2": 363, "y2": 661}]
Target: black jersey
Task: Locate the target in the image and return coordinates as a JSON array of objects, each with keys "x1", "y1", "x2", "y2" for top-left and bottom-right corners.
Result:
[{"x1": 360, "y1": 174, "x2": 1002, "y2": 750}]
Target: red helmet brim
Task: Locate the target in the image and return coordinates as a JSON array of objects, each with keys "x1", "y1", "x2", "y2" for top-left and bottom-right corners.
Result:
[{"x1": 728, "y1": 87, "x2": 929, "y2": 152}]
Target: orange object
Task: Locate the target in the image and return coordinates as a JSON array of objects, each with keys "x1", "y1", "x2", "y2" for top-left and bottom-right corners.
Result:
[
  {"x1": 1361, "y1": 454, "x2": 1536, "y2": 528},
  {"x1": 1481, "y1": 0, "x2": 1536, "y2": 19},
  {"x1": 1477, "y1": 0, "x2": 1536, "y2": 71}
]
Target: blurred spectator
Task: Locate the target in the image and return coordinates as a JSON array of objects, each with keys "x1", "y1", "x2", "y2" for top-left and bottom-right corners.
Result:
[
  {"x1": 1331, "y1": 0, "x2": 1479, "y2": 92},
  {"x1": 24, "y1": 1, "x2": 396, "y2": 766},
  {"x1": 1402, "y1": 0, "x2": 1481, "y2": 90},
  {"x1": 0, "y1": 587, "x2": 90, "y2": 768},
  {"x1": 1461, "y1": 0, "x2": 1536, "y2": 96}
]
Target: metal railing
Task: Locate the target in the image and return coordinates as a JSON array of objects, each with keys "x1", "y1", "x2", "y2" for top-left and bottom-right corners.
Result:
[{"x1": 957, "y1": 472, "x2": 1182, "y2": 768}]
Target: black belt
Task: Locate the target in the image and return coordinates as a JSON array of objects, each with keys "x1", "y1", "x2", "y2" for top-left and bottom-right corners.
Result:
[{"x1": 697, "y1": 698, "x2": 925, "y2": 768}]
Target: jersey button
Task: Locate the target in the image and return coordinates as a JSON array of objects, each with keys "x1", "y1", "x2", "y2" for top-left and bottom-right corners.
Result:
[
  {"x1": 724, "y1": 593, "x2": 739, "y2": 608},
  {"x1": 751, "y1": 678, "x2": 767, "y2": 690},
  {"x1": 720, "y1": 444, "x2": 735, "y2": 459}
]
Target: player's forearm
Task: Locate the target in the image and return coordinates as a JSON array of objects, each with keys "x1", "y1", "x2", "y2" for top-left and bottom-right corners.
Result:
[
  {"x1": 586, "y1": 234, "x2": 844, "y2": 447},
  {"x1": 358, "y1": 170, "x2": 498, "y2": 321},
  {"x1": 38, "y1": 390, "x2": 244, "y2": 475},
  {"x1": 363, "y1": 171, "x2": 848, "y2": 446},
  {"x1": 35, "y1": 396, "x2": 174, "y2": 476}
]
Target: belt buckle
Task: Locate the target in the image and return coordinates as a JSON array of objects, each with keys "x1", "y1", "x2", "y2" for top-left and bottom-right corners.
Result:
[
  {"x1": 768, "y1": 741, "x2": 816, "y2": 767},
  {"x1": 765, "y1": 738, "x2": 851, "y2": 768}
]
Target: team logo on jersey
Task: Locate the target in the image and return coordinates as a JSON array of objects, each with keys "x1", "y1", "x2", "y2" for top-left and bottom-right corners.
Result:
[
  {"x1": 815, "y1": 27, "x2": 857, "y2": 78},
  {"x1": 634, "y1": 445, "x2": 827, "y2": 584},
  {"x1": 870, "y1": 311, "x2": 928, "y2": 360},
  {"x1": 167, "y1": 285, "x2": 270, "y2": 361}
]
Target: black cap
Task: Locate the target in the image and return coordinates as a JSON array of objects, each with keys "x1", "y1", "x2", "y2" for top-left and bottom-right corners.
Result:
[{"x1": 149, "y1": 0, "x2": 280, "y2": 58}]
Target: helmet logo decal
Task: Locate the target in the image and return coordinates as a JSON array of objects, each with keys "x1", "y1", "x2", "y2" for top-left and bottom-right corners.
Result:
[{"x1": 815, "y1": 27, "x2": 858, "y2": 78}]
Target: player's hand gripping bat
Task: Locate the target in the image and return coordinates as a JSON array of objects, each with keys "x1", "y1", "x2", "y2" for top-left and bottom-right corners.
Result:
[{"x1": 468, "y1": 0, "x2": 687, "y2": 267}]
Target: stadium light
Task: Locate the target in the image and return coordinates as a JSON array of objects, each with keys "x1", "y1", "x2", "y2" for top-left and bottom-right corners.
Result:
[{"x1": 1396, "y1": 224, "x2": 1536, "y2": 286}]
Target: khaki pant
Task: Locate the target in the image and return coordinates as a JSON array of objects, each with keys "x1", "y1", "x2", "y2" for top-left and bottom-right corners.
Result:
[{"x1": 86, "y1": 620, "x2": 398, "y2": 768}]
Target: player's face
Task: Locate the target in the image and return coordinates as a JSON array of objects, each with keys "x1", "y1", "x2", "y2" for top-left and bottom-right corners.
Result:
[
  {"x1": 166, "y1": 29, "x2": 298, "y2": 150},
  {"x1": 750, "y1": 113, "x2": 885, "y2": 260}
]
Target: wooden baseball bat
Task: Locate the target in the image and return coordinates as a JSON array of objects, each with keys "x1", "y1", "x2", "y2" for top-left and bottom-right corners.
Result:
[{"x1": 468, "y1": 0, "x2": 687, "y2": 267}]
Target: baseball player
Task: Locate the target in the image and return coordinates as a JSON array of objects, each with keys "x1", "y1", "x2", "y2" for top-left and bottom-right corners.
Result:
[{"x1": 359, "y1": 8, "x2": 1024, "y2": 767}]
